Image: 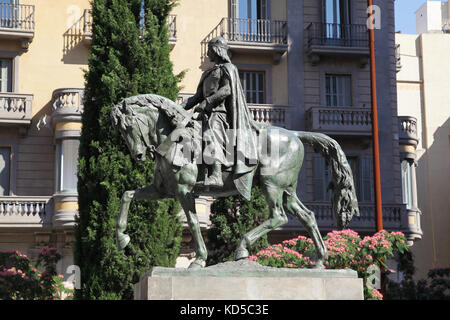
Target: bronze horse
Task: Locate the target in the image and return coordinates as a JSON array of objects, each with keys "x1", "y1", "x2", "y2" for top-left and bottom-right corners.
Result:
[{"x1": 111, "y1": 94, "x2": 359, "y2": 269}]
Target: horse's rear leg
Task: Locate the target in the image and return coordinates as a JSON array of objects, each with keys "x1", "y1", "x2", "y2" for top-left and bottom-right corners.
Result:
[
  {"x1": 235, "y1": 185, "x2": 288, "y2": 260},
  {"x1": 116, "y1": 184, "x2": 162, "y2": 251},
  {"x1": 284, "y1": 193, "x2": 328, "y2": 268}
]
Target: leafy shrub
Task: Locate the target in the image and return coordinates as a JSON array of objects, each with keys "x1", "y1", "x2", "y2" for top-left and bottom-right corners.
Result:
[{"x1": 0, "y1": 247, "x2": 73, "y2": 300}]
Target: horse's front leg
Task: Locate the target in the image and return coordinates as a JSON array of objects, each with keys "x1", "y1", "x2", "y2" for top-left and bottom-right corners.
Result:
[
  {"x1": 116, "y1": 184, "x2": 162, "y2": 251},
  {"x1": 176, "y1": 186, "x2": 207, "y2": 269}
]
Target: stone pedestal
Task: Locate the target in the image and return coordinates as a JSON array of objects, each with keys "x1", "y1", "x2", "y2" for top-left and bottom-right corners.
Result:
[{"x1": 134, "y1": 260, "x2": 364, "y2": 300}]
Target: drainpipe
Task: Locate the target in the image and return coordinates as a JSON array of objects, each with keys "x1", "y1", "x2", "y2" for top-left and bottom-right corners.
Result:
[{"x1": 367, "y1": 0, "x2": 383, "y2": 232}]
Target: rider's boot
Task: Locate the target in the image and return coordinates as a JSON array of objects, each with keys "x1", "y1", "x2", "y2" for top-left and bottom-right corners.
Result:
[{"x1": 205, "y1": 163, "x2": 223, "y2": 187}]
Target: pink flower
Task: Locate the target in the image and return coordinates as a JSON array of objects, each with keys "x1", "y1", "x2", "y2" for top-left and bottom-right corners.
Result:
[{"x1": 371, "y1": 288, "x2": 383, "y2": 300}]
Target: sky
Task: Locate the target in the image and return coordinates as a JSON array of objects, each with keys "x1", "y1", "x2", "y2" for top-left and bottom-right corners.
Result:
[{"x1": 395, "y1": 0, "x2": 446, "y2": 34}]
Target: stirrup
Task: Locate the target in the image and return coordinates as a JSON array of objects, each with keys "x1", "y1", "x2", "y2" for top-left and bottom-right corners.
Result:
[{"x1": 204, "y1": 175, "x2": 223, "y2": 187}]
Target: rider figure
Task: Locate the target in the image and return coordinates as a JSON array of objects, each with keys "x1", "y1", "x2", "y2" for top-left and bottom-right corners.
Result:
[
  {"x1": 182, "y1": 37, "x2": 233, "y2": 187},
  {"x1": 182, "y1": 37, "x2": 258, "y2": 198}
]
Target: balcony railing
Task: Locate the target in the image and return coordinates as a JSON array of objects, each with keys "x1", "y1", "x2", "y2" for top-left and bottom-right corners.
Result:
[
  {"x1": 249, "y1": 104, "x2": 289, "y2": 128},
  {"x1": 307, "y1": 22, "x2": 369, "y2": 48},
  {"x1": 168, "y1": 14, "x2": 177, "y2": 45},
  {"x1": 0, "y1": 3, "x2": 34, "y2": 49},
  {"x1": 177, "y1": 94, "x2": 289, "y2": 128},
  {"x1": 306, "y1": 106, "x2": 372, "y2": 136},
  {"x1": 0, "y1": 3, "x2": 34, "y2": 32},
  {"x1": 202, "y1": 17, "x2": 288, "y2": 62},
  {"x1": 52, "y1": 88, "x2": 84, "y2": 113},
  {"x1": 0, "y1": 93, "x2": 33, "y2": 126},
  {"x1": 82, "y1": 10, "x2": 177, "y2": 46},
  {"x1": 82, "y1": 8, "x2": 92, "y2": 42},
  {"x1": 0, "y1": 196, "x2": 51, "y2": 228},
  {"x1": 284, "y1": 202, "x2": 407, "y2": 234},
  {"x1": 398, "y1": 116, "x2": 418, "y2": 147},
  {"x1": 306, "y1": 22, "x2": 369, "y2": 65}
]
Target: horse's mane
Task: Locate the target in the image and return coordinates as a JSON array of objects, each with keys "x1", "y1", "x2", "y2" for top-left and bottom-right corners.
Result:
[{"x1": 111, "y1": 94, "x2": 193, "y2": 131}]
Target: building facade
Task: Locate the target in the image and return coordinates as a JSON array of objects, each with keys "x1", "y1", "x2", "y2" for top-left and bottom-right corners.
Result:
[
  {"x1": 0, "y1": 0, "x2": 420, "y2": 275},
  {"x1": 396, "y1": 12, "x2": 450, "y2": 279}
]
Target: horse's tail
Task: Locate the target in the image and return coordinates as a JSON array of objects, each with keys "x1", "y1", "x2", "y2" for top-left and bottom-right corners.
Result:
[{"x1": 294, "y1": 131, "x2": 360, "y2": 229}]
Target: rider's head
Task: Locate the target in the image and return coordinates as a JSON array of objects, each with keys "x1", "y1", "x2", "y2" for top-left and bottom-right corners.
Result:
[{"x1": 208, "y1": 36, "x2": 231, "y2": 63}]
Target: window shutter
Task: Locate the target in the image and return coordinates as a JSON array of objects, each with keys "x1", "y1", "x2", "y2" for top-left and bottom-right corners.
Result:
[
  {"x1": 360, "y1": 156, "x2": 374, "y2": 202},
  {"x1": 0, "y1": 147, "x2": 11, "y2": 196},
  {"x1": 0, "y1": 59, "x2": 12, "y2": 92},
  {"x1": 259, "y1": 0, "x2": 268, "y2": 19},
  {"x1": 230, "y1": 0, "x2": 238, "y2": 18},
  {"x1": 313, "y1": 156, "x2": 326, "y2": 201}
]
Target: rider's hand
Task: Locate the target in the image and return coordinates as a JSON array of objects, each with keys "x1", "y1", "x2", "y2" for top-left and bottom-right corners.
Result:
[{"x1": 194, "y1": 100, "x2": 207, "y2": 113}]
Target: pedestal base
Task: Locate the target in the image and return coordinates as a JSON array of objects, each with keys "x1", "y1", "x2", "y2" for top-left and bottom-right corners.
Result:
[{"x1": 134, "y1": 260, "x2": 364, "y2": 300}]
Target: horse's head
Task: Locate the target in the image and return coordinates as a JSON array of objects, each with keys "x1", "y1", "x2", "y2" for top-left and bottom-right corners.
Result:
[{"x1": 111, "y1": 100, "x2": 155, "y2": 162}]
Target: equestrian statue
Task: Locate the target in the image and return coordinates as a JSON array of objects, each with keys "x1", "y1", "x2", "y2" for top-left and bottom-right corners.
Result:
[{"x1": 110, "y1": 37, "x2": 360, "y2": 269}]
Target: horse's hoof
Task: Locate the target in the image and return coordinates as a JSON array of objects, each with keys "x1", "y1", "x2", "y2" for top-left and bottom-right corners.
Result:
[
  {"x1": 188, "y1": 259, "x2": 204, "y2": 269},
  {"x1": 313, "y1": 259, "x2": 325, "y2": 269},
  {"x1": 234, "y1": 247, "x2": 249, "y2": 260},
  {"x1": 117, "y1": 233, "x2": 130, "y2": 251}
]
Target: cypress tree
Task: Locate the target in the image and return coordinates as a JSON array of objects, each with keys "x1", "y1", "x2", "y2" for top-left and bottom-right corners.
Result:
[
  {"x1": 206, "y1": 186, "x2": 270, "y2": 265},
  {"x1": 74, "y1": 0, "x2": 182, "y2": 299}
]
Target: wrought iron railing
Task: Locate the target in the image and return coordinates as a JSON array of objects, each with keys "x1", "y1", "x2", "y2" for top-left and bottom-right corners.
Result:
[
  {"x1": 306, "y1": 22, "x2": 368, "y2": 48},
  {"x1": 82, "y1": 10, "x2": 176, "y2": 41},
  {"x1": 202, "y1": 17, "x2": 287, "y2": 54},
  {"x1": 83, "y1": 9, "x2": 92, "y2": 37},
  {"x1": 0, "y1": 3, "x2": 34, "y2": 31},
  {"x1": 293, "y1": 202, "x2": 406, "y2": 232}
]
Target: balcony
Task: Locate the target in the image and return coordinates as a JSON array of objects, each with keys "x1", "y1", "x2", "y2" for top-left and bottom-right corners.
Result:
[
  {"x1": 0, "y1": 93, "x2": 33, "y2": 129},
  {"x1": 167, "y1": 14, "x2": 177, "y2": 48},
  {"x1": 51, "y1": 88, "x2": 84, "y2": 127},
  {"x1": 0, "y1": 196, "x2": 52, "y2": 228},
  {"x1": 281, "y1": 202, "x2": 415, "y2": 239},
  {"x1": 0, "y1": 3, "x2": 35, "y2": 50},
  {"x1": 398, "y1": 116, "x2": 418, "y2": 147},
  {"x1": 178, "y1": 94, "x2": 289, "y2": 128},
  {"x1": 305, "y1": 106, "x2": 372, "y2": 136},
  {"x1": 305, "y1": 23, "x2": 369, "y2": 66},
  {"x1": 249, "y1": 104, "x2": 289, "y2": 128},
  {"x1": 82, "y1": 9, "x2": 92, "y2": 44},
  {"x1": 203, "y1": 17, "x2": 288, "y2": 63},
  {"x1": 82, "y1": 10, "x2": 177, "y2": 48}
]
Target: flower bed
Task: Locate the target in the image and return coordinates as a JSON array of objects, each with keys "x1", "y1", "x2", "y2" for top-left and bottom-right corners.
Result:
[{"x1": 248, "y1": 229, "x2": 409, "y2": 300}]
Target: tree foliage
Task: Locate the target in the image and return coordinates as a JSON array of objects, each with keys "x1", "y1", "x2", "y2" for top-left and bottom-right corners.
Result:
[
  {"x1": 206, "y1": 186, "x2": 270, "y2": 266},
  {"x1": 74, "y1": 0, "x2": 183, "y2": 299}
]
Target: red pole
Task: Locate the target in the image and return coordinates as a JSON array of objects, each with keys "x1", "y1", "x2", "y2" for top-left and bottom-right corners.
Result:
[{"x1": 367, "y1": 0, "x2": 383, "y2": 232}]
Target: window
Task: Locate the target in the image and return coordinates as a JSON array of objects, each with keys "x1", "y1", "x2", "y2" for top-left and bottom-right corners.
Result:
[
  {"x1": 235, "y1": 0, "x2": 268, "y2": 20},
  {"x1": 57, "y1": 139, "x2": 79, "y2": 193},
  {"x1": 323, "y1": 0, "x2": 351, "y2": 25},
  {"x1": 230, "y1": 0, "x2": 268, "y2": 41},
  {"x1": 0, "y1": 147, "x2": 11, "y2": 196},
  {"x1": 322, "y1": 0, "x2": 352, "y2": 42},
  {"x1": 401, "y1": 160, "x2": 413, "y2": 209},
  {"x1": 313, "y1": 155, "x2": 373, "y2": 202},
  {"x1": 325, "y1": 74, "x2": 352, "y2": 107},
  {"x1": 239, "y1": 70, "x2": 266, "y2": 104},
  {"x1": 0, "y1": 58, "x2": 12, "y2": 92}
]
